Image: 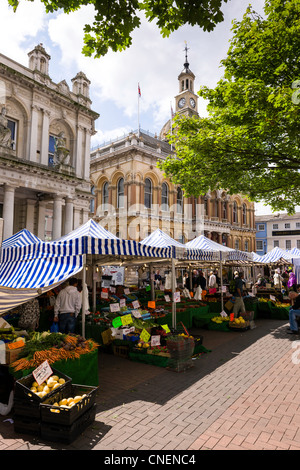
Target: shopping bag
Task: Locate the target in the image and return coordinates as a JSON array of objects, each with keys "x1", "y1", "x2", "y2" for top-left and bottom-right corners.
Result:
[{"x1": 50, "y1": 322, "x2": 59, "y2": 333}]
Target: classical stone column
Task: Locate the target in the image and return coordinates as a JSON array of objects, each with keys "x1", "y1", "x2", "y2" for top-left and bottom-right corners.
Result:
[
  {"x1": 2, "y1": 184, "x2": 16, "y2": 240},
  {"x1": 25, "y1": 199, "x2": 36, "y2": 233},
  {"x1": 52, "y1": 195, "x2": 63, "y2": 239},
  {"x1": 75, "y1": 125, "x2": 83, "y2": 178},
  {"x1": 64, "y1": 197, "x2": 74, "y2": 235},
  {"x1": 73, "y1": 207, "x2": 81, "y2": 229},
  {"x1": 37, "y1": 200, "x2": 46, "y2": 239},
  {"x1": 29, "y1": 105, "x2": 39, "y2": 162}
]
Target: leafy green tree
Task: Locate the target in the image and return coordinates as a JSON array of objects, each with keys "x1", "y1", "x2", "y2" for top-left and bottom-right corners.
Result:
[
  {"x1": 8, "y1": 0, "x2": 228, "y2": 58},
  {"x1": 159, "y1": 0, "x2": 300, "y2": 214}
]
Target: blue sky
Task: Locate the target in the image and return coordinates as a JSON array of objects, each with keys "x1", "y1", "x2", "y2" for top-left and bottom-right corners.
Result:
[{"x1": 1, "y1": 0, "x2": 297, "y2": 216}]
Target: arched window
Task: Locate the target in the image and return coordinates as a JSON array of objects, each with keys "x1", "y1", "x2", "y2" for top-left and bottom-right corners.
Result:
[
  {"x1": 235, "y1": 239, "x2": 240, "y2": 250},
  {"x1": 233, "y1": 201, "x2": 238, "y2": 223},
  {"x1": 161, "y1": 183, "x2": 169, "y2": 211},
  {"x1": 103, "y1": 181, "x2": 109, "y2": 210},
  {"x1": 177, "y1": 187, "x2": 183, "y2": 214},
  {"x1": 242, "y1": 204, "x2": 247, "y2": 225},
  {"x1": 244, "y1": 240, "x2": 249, "y2": 252},
  {"x1": 144, "y1": 178, "x2": 152, "y2": 209},
  {"x1": 117, "y1": 178, "x2": 124, "y2": 208}
]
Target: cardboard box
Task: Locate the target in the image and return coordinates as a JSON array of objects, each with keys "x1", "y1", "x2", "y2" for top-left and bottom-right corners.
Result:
[{"x1": 5, "y1": 344, "x2": 24, "y2": 365}]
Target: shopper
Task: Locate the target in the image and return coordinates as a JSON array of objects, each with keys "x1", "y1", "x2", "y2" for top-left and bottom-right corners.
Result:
[
  {"x1": 208, "y1": 271, "x2": 217, "y2": 289},
  {"x1": 18, "y1": 298, "x2": 40, "y2": 331},
  {"x1": 197, "y1": 271, "x2": 207, "y2": 290},
  {"x1": 287, "y1": 271, "x2": 297, "y2": 292},
  {"x1": 233, "y1": 271, "x2": 246, "y2": 317},
  {"x1": 287, "y1": 285, "x2": 300, "y2": 335},
  {"x1": 273, "y1": 268, "x2": 283, "y2": 289},
  {"x1": 54, "y1": 278, "x2": 82, "y2": 334}
]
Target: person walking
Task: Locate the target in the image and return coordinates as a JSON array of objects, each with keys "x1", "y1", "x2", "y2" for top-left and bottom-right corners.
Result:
[
  {"x1": 233, "y1": 271, "x2": 246, "y2": 318},
  {"x1": 287, "y1": 285, "x2": 300, "y2": 335},
  {"x1": 54, "y1": 278, "x2": 82, "y2": 334}
]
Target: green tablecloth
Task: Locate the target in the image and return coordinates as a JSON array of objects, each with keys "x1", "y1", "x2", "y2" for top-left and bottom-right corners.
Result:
[{"x1": 10, "y1": 350, "x2": 99, "y2": 386}]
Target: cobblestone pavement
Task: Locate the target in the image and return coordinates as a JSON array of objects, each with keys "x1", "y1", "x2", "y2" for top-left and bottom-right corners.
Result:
[{"x1": 1, "y1": 318, "x2": 300, "y2": 452}]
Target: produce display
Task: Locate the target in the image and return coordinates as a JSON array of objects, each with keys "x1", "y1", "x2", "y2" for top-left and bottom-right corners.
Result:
[
  {"x1": 10, "y1": 332, "x2": 99, "y2": 372},
  {"x1": 30, "y1": 374, "x2": 66, "y2": 398},
  {"x1": 51, "y1": 393, "x2": 87, "y2": 410}
]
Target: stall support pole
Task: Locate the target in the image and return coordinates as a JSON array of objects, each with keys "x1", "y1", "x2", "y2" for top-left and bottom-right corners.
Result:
[
  {"x1": 220, "y1": 258, "x2": 224, "y2": 312},
  {"x1": 92, "y1": 264, "x2": 97, "y2": 312},
  {"x1": 171, "y1": 257, "x2": 176, "y2": 330},
  {"x1": 82, "y1": 254, "x2": 87, "y2": 339}
]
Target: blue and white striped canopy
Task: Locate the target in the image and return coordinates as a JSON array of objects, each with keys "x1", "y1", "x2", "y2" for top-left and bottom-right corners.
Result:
[
  {"x1": 141, "y1": 229, "x2": 220, "y2": 261},
  {"x1": 186, "y1": 235, "x2": 253, "y2": 262},
  {"x1": 258, "y1": 246, "x2": 294, "y2": 264},
  {"x1": 0, "y1": 221, "x2": 174, "y2": 313}
]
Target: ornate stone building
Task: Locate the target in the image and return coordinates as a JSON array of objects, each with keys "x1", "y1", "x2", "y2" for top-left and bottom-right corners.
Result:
[
  {"x1": 90, "y1": 51, "x2": 256, "y2": 251},
  {"x1": 0, "y1": 44, "x2": 99, "y2": 241}
]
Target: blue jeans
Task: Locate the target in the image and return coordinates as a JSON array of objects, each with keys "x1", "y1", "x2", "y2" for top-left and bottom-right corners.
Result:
[
  {"x1": 59, "y1": 313, "x2": 76, "y2": 334},
  {"x1": 289, "y1": 308, "x2": 300, "y2": 332}
]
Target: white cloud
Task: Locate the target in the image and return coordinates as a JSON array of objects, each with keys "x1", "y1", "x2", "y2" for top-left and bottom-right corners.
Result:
[{"x1": 0, "y1": 1, "x2": 47, "y2": 64}]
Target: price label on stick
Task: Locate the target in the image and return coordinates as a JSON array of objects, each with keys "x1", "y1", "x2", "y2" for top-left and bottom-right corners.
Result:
[
  {"x1": 112, "y1": 317, "x2": 122, "y2": 328},
  {"x1": 161, "y1": 324, "x2": 170, "y2": 334},
  {"x1": 164, "y1": 295, "x2": 170, "y2": 302},
  {"x1": 132, "y1": 300, "x2": 140, "y2": 309},
  {"x1": 173, "y1": 292, "x2": 180, "y2": 303},
  {"x1": 120, "y1": 298, "x2": 126, "y2": 307},
  {"x1": 151, "y1": 335, "x2": 161, "y2": 347},
  {"x1": 140, "y1": 329, "x2": 150, "y2": 343},
  {"x1": 110, "y1": 303, "x2": 120, "y2": 312},
  {"x1": 33, "y1": 360, "x2": 53, "y2": 386},
  {"x1": 121, "y1": 314, "x2": 132, "y2": 326}
]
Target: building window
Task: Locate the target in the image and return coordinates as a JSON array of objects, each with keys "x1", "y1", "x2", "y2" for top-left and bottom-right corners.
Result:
[
  {"x1": 161, "y1": 183, "x2": 169, "y2": 211},
  {"x1": 286, "y1": 240, "x2": 291, "y2": 250},
  {"x1": 285, "y1": 223, "x2": 290, "y2": 229},
  {"x1": 256, "y1": 240, "x2": 263, "y2": 251},
  {"x1": 103, "y1": 182, "x2": 109, "y2": 210},
  {"x1": 297, "y1": 240, "x2": 300, "y2": 249},
  {"x1": 274, "y1": 240, "x2": 279, "y2": 247},
  {"x1": 48, "y1": 135, "x2": 56, "y2": 166},
  {"x1": 178, "y1": 234, "x2": 185, "y2": 244},
  {"x1": 242, "y1": 204, "x2": 247, "y2": 225},
  {"x1": 177, "y1": 187, "x2": 183, "y2": 214},
  {"x1": 233, "y1": 202, "x2": 238, "y2": 223},
  {"x1": 244, "y1": 240, "x2": 249, "y2": 252},
  {"x1": 296, "y1": 223, "x2": 300, "y2": 228},
  {"x1": 235, "y1": 239, "x2": 240, "y2": 250},
  {"x1": 90, "y1": 185, "x2": 95, "y2": 213},
  {"x1": 117, "y1": 178, "x2": 124, "y2": 208},
  {"x1": 258, "y1": 224, "x2": 265, "y2": 231},
  {"x1": 144, "y1": 178, "x2": 152, "y2": 209},
  {"x1": 273, "y1": 223, "x2": 278, "y2": 230},
  {"x1": 7, "y1": 119, "x2": 17, "y2": 149}
]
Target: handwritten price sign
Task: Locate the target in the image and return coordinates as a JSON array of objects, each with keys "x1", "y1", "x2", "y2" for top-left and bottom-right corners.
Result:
[{"x1": 32, "y1": 360, "x2": 53, "y2": 386}]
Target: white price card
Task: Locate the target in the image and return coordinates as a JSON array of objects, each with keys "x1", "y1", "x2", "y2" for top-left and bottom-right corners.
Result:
[
  {"x1": 110, "y1": 287, "x2": 116, "y2": 293},
  {"x1": 120, "y1": 298, "x2": 126, "y2": 307},
  {"x1": 164, "y1": 295, "x2": 170, "y2": 302},
  {"x1": 270, "y1": 295, "x2": 276, "y2": 302},
  {"x1": 220, "y1": 310, "x2": 227, "y2": 317},
  {"x1": 32, "y1": 360, "x2": 53, "y2": 386},
  {"x1": 124, "y1": 288, "x2": 130, "y2": 295},
  {"x1": 151, "y1": 335, "x2": 161, "y2": 347},
  {"x1": 110, "y1": 303, "x2": 120, "y2": 312},
  {"x1": 173, "y1": 292, "x2": 180, "y2": 303},
  {"x1": 132, "y1": 300, "x2": 140, "y2": 309},
  {"x1": 131, "y1": 309, "x2": 142, "y2": 318},
  {"x1": 101, "y1": 291, "x2": 109, "y2": 299}
]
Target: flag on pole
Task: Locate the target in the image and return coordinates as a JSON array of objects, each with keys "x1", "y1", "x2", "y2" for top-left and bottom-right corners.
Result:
[
  {"x1": 171, "y1": 104, "x2": 174, "y2": 119},
  {"x1": 138, "y1": 83, "x2": 141, "y2": 97}
]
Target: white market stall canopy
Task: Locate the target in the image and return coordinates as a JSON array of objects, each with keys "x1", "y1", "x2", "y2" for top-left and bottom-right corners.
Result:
[
  {"x1": 185, "y1": 234, "x2": 253, "y2": 263},
  {"x1": 257, "y1": 246, "x2": 299, "y2": 265},
  {"x1": 141, "y1": 229, "x2": 221, "y2": 262},
  {"x1": 0, "y1": 220, "x2": 173, "y2": 314}
]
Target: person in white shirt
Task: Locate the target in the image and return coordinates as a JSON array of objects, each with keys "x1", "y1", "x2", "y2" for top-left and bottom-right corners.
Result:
[
  {"x1": 54, "y1": 278, "x2": 82, "y2": 333},
  {"x1": 208, "y1": 271, "x2": 217, "y2": 289}
]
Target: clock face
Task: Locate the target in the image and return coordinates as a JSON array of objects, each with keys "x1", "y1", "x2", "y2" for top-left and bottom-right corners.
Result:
[
  {"x1": 190, "y1": 98, "x2": 196, "y2": 108},
  {"x1": 178, "y1": 97, "x2": 186, "y2": 108}
]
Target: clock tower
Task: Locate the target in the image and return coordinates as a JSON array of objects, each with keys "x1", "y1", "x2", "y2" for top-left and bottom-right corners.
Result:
[{"x1": 175, "y1": 43, "x2": 198, "y2": 117}]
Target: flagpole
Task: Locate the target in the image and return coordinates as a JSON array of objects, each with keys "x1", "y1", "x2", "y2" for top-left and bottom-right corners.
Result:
[{"x1": 138, "y1": 83, "x2": 140, "y2": 137}]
